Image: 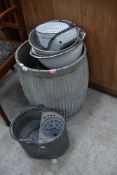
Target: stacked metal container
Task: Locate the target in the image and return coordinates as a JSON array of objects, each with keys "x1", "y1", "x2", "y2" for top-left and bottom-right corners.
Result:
[{"x1": 15, "y1": 20, "x2": 89, "y2": 119}]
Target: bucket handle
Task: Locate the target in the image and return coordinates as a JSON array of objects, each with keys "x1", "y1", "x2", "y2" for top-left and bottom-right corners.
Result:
[{"x1": 10, "y1": 105, "x2": 45, "y2": 144}]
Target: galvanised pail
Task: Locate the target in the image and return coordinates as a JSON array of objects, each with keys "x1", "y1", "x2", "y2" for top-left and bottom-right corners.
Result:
[{"x1": 15, "y1": 41, "x2": 89, "y2": 119}]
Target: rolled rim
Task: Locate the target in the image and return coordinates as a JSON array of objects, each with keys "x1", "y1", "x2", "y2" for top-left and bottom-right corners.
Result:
[
  {"x1": 10, "y1": 106, "x2": 66, "y2": 144},
  {"x1": 35, "y1": 19, "x2": 75, "y2": 34},
  {"x1": 10, "y1": 106, "x2": 41, "y2": 142},
  {"x1": 28, "y1": 28, "x2": 81, "y2": 55},
  {"x1": 15, "y1": 41, "x2": 86, "y2": 74},
  {"x1": 29, "y1": 41, "x2": 83, "y2": 59}
]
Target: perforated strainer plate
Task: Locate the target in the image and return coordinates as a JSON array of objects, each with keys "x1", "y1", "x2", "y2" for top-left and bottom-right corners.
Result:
[
  {"x1": 38, "y1": 112, "x2": 65, "y2": 143},
  {"x1": 36, "y1": 21, "x2": 69, "y2": 34},
  {"x1": 41, "y1": 117, "x2": 64, "y2": 137}
]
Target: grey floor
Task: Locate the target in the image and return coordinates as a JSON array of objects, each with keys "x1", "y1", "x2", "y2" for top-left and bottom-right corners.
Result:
[{"x1": 0, "y1": 70, "x2": 117, "y2": 175}]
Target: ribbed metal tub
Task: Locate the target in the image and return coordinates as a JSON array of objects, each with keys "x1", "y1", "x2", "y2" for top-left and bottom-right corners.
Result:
[{"x1": 15, "y1": 41, "x2": 89, "y2": 119}]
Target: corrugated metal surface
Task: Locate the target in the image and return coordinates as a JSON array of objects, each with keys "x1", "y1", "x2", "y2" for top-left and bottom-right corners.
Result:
[{"x1": 16, "y1": 41, "x2": 89, "y2": 119}]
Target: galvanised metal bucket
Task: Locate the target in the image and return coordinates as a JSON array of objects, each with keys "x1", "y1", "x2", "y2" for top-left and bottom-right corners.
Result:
[
  {"x1": 10, "y1": 106, "x2": 69, "y2": 159},
  {"x1": 15, "y1": 41, "x2": 89, "y2": 119}
]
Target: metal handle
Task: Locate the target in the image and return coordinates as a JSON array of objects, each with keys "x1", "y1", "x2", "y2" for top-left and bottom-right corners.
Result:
[
  {"x1": 10, "y1": 105, "x2": 45, "y2": 144},
  {"x1": 78, "y1": 29, "x2": 86, "y2": 41},
  {"x1": 48, "y1": 27, "x2": 86, "y2": 50},
  {"x1": 36, "y1": 23, "x2": 77, "y2": 50},
  {"x1": 47, "y1": 24, "x2": 77, "y2": 50}
]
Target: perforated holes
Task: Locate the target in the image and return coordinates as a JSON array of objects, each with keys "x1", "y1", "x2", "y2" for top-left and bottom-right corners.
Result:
[
  {"x1": 47, "y1": 26, "x2": 62, "y2": 33},
  {"x1": 41, "y1": 117, "x2": 64, "y2": 139}
]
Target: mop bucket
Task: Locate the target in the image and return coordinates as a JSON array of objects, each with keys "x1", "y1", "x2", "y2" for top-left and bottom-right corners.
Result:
[{"x1": 10, "y1": 106, "x2": 69, "y2": 159}]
